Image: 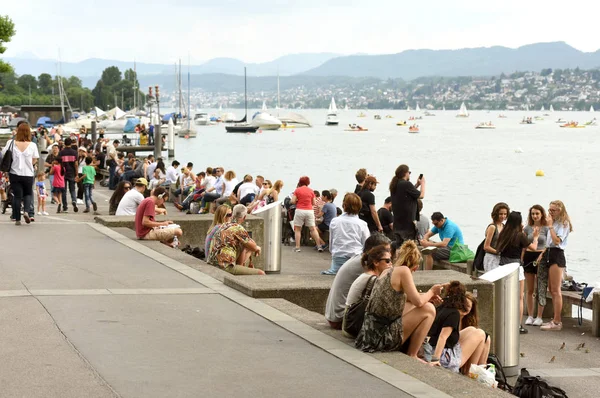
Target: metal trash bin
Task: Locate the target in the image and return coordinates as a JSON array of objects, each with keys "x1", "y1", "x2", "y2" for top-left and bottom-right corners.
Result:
[
  {"x1": 480, "y1": 262, "x2": 520, "y2": 377},
  {"x1": 252, "y1": 200, "x2": 283, "y2": 273}
]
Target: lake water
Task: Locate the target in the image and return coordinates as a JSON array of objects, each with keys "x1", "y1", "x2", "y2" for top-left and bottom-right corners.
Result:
[{"x1": 171, "y1": 108, "x2": 599, "y2": 284}]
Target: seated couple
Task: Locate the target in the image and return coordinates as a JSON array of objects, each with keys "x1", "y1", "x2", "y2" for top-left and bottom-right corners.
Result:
[{"x1": 135, "y1": 187, "x2": 182, "y2": 247}]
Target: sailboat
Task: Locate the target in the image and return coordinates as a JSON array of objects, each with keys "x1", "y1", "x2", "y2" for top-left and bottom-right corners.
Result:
[
  {"x1": 406, "y1": 104, "x2": 411, "y2": 112},
  {"x1": 541, "y1": 105, "x2": 545, "y2": 112},
  {"x1": 179, "y1": 58, "x2": 196, "y2": 138},
  {"x1": 415, "y1": 103, "x2": 421, "y2": 112},
  {"x1": 251, "y1": 99, "x2": 282, "y2": 130},
  {"x1": 442, "y1": 105, "x2": 446, "y2": 111},
  {"x1": 225, "y1": 67, "x2": 259, "y2": 133},
  {"x1": 326, "y1": 97, "x2": 339, "y2": 125},
  {"x1": 550, "y1": 104, "x2": 554, "y2": 113},
  {"x1": 456, "y1": 102, "x2": 469, "y2": 117},
  {"x1": 262, "y1": 101, "x2": 267, "y2": 111},
  {"x1": 344, "y1": 103, "x2": 349, "y2": 111},
  {"x1": 591, "y1": 105, "x2": 595, "y2": 112}
]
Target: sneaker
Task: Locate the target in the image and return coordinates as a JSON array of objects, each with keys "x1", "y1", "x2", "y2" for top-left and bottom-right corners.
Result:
[
  {"x1": 170, "y1": 236, "x2": 180, "y2": 248},
  {"x1": 30, "y1": 217, "x2": 34, "y2": 222},
  {"x1": 37, "y1": 211, "x2": 42, "y2": 215},
  {"x1": 519, "y1": 325, "x2": 529, "y2": 334},
  {"x1": 317, "y1": 245, "x2": 324, "y2": 253},
  {"x1": 42, "y1": 212, "x2": 49, "y2": 216},
  {"x1": 23, "y1": 213, "x2": 31, "y2": 224},
  {"x1": 533, "y1": 317, "x2": 544, "y2": 326},
  {"x1": 15, "y1": 221, "x2": 21, "y2": 226},
  {"x1": 540, "y1": 321, "x2": 562, "y2": 331},
  {"x1": 77, "y1": 199, "x2": 84, "y2": 205},
  {"x1": 525, "y1": 316, "x2": 534, "y2": 326},
  {"x1": 174, "y1": 202, "x2": 183, "y2": 211},
  {"x1": 294, "y1": 248, "x2": 301, "y2": 253},
  {"x1": 83, "y1": 208, "x2": 90, "y2": 213},
  {"x1": 92, "y1": 202, "x2": 98, "y2": 212},
  {"x1": 50, "y1": 199, "x2": 56, "y2": 204},
  {"x1": 57, "y1": 204, "x2": 62, "y2": 213},
  {"x1": 73, "y1": 202, "x2": 78, "y2": 213}
]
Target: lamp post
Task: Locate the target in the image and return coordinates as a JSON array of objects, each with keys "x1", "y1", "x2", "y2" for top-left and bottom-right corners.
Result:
[{"x1": 154, "y1": 85, "x2": 161, "y2": 158}]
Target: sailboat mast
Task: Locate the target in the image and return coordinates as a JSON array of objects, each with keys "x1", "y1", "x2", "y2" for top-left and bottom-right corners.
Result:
[
  {"x1": 244, "y1": 67, "x2": 248, "y2": 119},
  {"x1": 277, "y1": 70, "x2": 280, "y2": 109},
  {"x1": 187, "y1": 56, "x2": 191, "y2": 130}
]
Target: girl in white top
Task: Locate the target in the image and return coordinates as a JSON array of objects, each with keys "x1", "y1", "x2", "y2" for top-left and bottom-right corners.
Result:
[{"x1": 1, "y1": 122, "x2": 39, "y2": 225}]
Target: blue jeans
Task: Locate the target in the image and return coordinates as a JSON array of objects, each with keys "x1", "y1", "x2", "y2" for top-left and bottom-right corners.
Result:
[
  {"x1": 323, "y1": 255, "x2": 352, "y2": 275},
  {"x1": 108, "y1": 163, "x2": 117, "y2": 189},
  {"x1": 62, "y1": 178, "x2": 77, "y2": 210},
  {"x1": 83, "y1": 183, "x2": 95, "y2": 209},
  {"x1": 200, "y1": 191, "x2": 221, "y2": 208}
]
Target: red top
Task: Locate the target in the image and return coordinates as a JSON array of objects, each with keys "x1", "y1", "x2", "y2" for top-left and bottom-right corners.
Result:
[
  {"x1": 293, "y1": 186, "x2": 314, "y2": 210},
  {"x1": 52, "y1": 164, "x2": 65, "y2": 188},
  {"x1": 135, "y1": 197, "x2": 156, "y2": 238}
]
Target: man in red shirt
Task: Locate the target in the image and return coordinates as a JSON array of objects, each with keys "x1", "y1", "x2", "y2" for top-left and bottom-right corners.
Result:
[{"x1": 135, "y1": 187, "x2": 183, "y2": 246}]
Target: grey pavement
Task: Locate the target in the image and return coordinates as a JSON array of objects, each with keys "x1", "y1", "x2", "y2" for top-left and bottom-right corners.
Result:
[{"x1": 0, "y1": 194, "x2": 426, "y2": 397}]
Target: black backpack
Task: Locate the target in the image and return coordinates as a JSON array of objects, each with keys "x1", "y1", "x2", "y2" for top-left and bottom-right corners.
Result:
[
  {"x1": 487, "y1": 353, "x2": 511, "y2": 391},
  {"x1": 512, "y1": 368, "x2": 568, "y2": 398}
]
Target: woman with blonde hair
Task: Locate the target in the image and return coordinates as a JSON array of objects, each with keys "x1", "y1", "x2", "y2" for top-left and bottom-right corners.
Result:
[
  {"x1": 249, "y1": 179, "x2": 284, "y2": 213},
  {"x1": 1, "y1": 122, "x2": 39, "y2": 225},
  {"x1": 540, "y1": 200, "x2": 573, "y2": 331},
  {"x1": 356, "y1": 240, "x2": 444, "y2": 360},
  {"x1": 205, "y1": 205, "x2": 233, "y2": 258}
]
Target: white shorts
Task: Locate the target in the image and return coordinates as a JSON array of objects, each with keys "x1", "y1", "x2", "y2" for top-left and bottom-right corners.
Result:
[{"x1": 293, "y1": 209, "x2": 316, "y2": 228}]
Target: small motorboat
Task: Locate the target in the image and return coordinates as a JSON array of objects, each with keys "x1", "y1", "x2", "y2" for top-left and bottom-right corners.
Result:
[
  {"x1": 408, "y1": 126, "x2": 419, "y2": 133},
  {"x1": 424, "y1": 111, "x2": 436, "y2": 116},
  {"x1": 520, "y1": 117, "x2": 534, "y2": 125},
  {"x1": 374, "y1": 114, "x2": 381, "y2": 120},
  {"x1": 345, "y1": 124, "x2": 368, "y2": 131},
  {"x1": 498, "y1": 114, "x2": 508, "y2": 118},
  {"x1": 408, "y1": 116, "x2": 423, "y2": 120},
  {"x1": 357, "y1": 112, "x2": 367, "y2": 118},
  {"x1": 555, "y1": 118, "x2": 566, "y2": 123},
  {"x1": 560, "y1": 122, "x2": 585, "y2": 128},
  {"x1": 396, "y1": 121, "x2": 407, "y2": 126},
  {"x1": 534, "y1": 116, "x2": 544, "y2": 121},
  {"x1": 584, "y1": 118, "x2": 597, "y2": 126},
  {"x1": 194, "y1": 112, "x2": 209, "y2": 125},
  {"x1": 385, "y1": 115, "x2": 394, "y2": 119},
  {"x1": 475, "y1": 122, "x2": 496, "y2": 129}
]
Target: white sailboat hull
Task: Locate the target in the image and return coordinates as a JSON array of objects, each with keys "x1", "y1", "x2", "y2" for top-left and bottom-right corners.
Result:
[
  {"x1": 326, "y1": 113, "x2": 339, "y2": 125},
  {"x1": 251, "y1": 112, "x2": 282, "y2": 130}
]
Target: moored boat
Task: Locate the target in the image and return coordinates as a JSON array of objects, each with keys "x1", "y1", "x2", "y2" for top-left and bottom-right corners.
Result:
[
  {"x1": 194, "y1": 112, "x2": 209, "y2": 125},
  {"x1": 475, "y1": 122, "x2": 496, "y2": 129},
  {"x1": 396, "y1": 121, "x2": 407, "y2": 126},
  {"x1": 456, "y1": 102, "x2": 469, "y2": 117},
  {"x1": 560, "y1": 122, "x2": 585, "y2": 128},
  {"x1": 326, "y1": 97, "x2": 339, "y2": 125},
  {"x1": 225, "y1": 67, "x2": 258, "y2": 134}
]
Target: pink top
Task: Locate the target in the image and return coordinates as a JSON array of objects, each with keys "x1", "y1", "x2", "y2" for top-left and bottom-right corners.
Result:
[
  {"x1": 52, "y1": 164, "x2": 65, "y2": 188},
  {"x1": 294, "y1": 186, "x2": 314, "y2": 210}
]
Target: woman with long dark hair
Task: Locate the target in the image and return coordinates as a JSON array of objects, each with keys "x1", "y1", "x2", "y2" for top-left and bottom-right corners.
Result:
[
  {"x1": 539, "y1": 201, "x2": 573, "y2": 331},
  {"x1": 483, "y1": 202, "x2": 509, "y2": 272},
  {"x1": 496, "y1": 211, "x2": 539, "y2": 334},
  {"x1": 523, "y1": 205, "x2": 549, "y2": 327},
  {"x1": 427, "y1": 282, "x2": 489, "y2": 374},
  {"x1": 108, "y1": 181, "x2": 131, "y2": 215}
]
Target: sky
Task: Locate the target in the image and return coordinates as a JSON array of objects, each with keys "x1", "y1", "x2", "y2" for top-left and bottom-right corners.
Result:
[{"x1": 2, "y1": 0, "x2": 599, "y2": 64}]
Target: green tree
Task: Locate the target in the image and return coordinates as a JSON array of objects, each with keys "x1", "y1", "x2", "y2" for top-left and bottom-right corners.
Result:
[
  {"x1": 38, "y1": 73, "x2": 53, "y2": 94},
  {"x1": 100, "y1": 66, "x2": 121, "y2": 86},
  {"x1": 17, "y1": 74, "x2": 37, "y2": 92},
  {"x1": 68, "y1": 76, "x2": 82, "y2": 88},
  {"x1": 0, "y1": 15, "x2": 16, "y2": 74}
]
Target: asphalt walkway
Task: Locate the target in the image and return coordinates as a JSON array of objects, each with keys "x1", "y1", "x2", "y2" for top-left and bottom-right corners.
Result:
[{"x1": 0, "y1": 191, "x2": 429, "y2": 397}]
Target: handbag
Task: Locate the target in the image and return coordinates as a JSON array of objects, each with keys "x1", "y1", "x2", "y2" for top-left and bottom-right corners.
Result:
[
  {"x1": 449, "y1": 242, "x2": 475, "y2": 263},
  {"x1": 342, "y1": 275, "x2": 377, "y2": 338},
  {"x1": 0, "y1": 139, "x2": 15, "y2": 173},
  {"x1": 473, "y1": 224, "x2": 497, "y2": 270}
]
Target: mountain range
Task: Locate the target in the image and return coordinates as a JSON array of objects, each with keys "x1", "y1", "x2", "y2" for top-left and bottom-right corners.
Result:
[{"x1": 4, "y1": 42, "x2": 600, "y2": 89}]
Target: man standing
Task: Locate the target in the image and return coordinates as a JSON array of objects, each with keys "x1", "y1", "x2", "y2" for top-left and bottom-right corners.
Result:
[
  {"x1": 389, "y1": 164, "x2": 425, "y2": 245},
  {"x1": 58, "y1": 137, "x2": 79, "y2": 212},
  {"x1": 107, "y1": 139, "x2": 119, "y2": 190},
  {"x1": 135, "y1": 187, "x2": 182, "y2": 247},
  {"x1": 378, "y1": 197, "x2": 394, "y2": 240},
  {"x1": 358, "y1": 176, "x2": 383, "y2": 234},
  {"x1": 354, "y1": 168, "x2": 367, "y2": 194},
  {"x1": 420, "y1": 212, "x2": 464, "y2": 270}
]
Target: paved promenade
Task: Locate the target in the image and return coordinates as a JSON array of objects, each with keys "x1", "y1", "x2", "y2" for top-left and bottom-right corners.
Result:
[{"x1": 0, "y1": 189, "x2": 431, "y2": 398}]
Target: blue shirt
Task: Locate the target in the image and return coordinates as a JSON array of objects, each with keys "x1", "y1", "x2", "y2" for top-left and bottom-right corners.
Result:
[
  {"x1": 213, "y1": 176, "x2": 224, "y2": 195},
  {"x1": 321, "y1": 202, "x2": 336, "y2": 227},
  {"x1": 547, "y1": 221, "x2": 569, "y2": 250},
  {"x1": 431, "y1": 218, "x2": 463, "y2": 248}
]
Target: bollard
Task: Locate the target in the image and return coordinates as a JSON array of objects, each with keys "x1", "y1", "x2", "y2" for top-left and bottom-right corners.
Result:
[
  {"x1": 91, "y1": 121, "x2": 97, "y2": 144},
  {"x1": 252, "y1": 201, "x2": 283, "y2": 273},
  {"x1": 480, "y1": 262, "x2": 520, "y2": 377},
  {"x1": 167, "y1": 118, "x2": 175, "y2": 158}
]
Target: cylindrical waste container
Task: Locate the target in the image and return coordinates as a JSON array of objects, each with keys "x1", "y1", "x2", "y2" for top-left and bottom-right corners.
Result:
[
  {"x1": 252, "y1": 200, "x2": 283, "y2": 273},
  {"x1": 481, "y1": 262, "x2": 520, "y2": 377}
]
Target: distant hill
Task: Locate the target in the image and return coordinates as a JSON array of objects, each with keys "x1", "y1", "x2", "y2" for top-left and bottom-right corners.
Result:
[
  {"x1": 5, "y1": 53, "x2": 340, "y2": 86},
  {"x1": 302, "y1": 42, "x2": 600, "y2": 79}
]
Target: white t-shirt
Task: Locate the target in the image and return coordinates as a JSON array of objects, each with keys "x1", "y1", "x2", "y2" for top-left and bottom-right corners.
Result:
[
  {"x1": 346, "y1": 273, "x2": 376, "y2": 306},
  {"x1": 115, "y1": 189, "x2": 145, "y2": 215},
  {"x1": 223, "y1": 178, "x2": 239, "y2": 197},
  {"x1": 238, "y1": 182, "x2": 259, "y2": 200},
  {"x1": 204, "y1": 175, "x2": 216, "y2": 191},
  {"x1": 2, "y1": 140, "x2": 39, "y2": 177},
  {"x1": 165, "y1": 166, "x2": 180, "y2": 184}
]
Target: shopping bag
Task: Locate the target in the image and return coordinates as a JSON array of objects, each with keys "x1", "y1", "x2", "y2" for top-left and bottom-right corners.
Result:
[{"x1": 449, "y1": 242, "x2": 475, "y2": 263}]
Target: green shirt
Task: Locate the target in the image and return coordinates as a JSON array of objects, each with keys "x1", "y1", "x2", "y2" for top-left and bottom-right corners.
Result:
[{"x1": 82, "y1": 165, "x2": 96, "y2": 185}]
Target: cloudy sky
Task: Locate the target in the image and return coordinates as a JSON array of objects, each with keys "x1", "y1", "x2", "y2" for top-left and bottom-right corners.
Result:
[{"x1": 2, "y1": 0, "x2": 598, "y2": 64}]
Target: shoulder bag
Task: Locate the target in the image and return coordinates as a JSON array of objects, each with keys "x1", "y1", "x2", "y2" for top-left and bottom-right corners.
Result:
[
  {"x1": 0, "y1": 140, "x2": 15, "y2": 173},
  {"x1": 342, "y1": 275, "x2": 377, "y2": 338}
]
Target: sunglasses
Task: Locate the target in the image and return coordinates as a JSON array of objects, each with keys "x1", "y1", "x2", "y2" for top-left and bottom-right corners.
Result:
[
  {"x1": 226, "y1": 213, "x2": 232, "y2": 217},
  {"x1": 378, "y1": 258, "x2": 392, "y2": 263},
  {"x1": 124, "y1": 186, "x2": 131, "y2": 190},
  {"x1": 262, "y1": 183, "x2": 269, "y2": 186}
]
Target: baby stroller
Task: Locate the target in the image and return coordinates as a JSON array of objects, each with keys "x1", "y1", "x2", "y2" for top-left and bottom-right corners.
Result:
[{"x1": 1, "y1": 179, "x2": 14, "y2": 214}]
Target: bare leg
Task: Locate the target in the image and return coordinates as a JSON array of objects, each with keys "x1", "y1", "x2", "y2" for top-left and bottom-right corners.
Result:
[
  {"x1": 548, "y1": 264, "x2": 563, "y2": 323},
  {"x1": 478, "y1": 335, "x2": 491, "y2": 364},
  {"x1": 424, "y1": 254, "x2": 433, "y2": 271},
  {"x1": 294, "y1": 226, "x2": 302, "y2": 249},
  {"x1": 402, "y1": 302, "x2": 436, "y2": 358},
  {"x1": 519, "y1": 279, "x2": 525, "y2": 323},
  {"x1": 236, "y1": 247, "x2": 265, "y2": 275},
  {"x1": 458, "y1": 326, "x2": 486, "y2": 372},
  {"x1": 525, "y1": 273, "x2": 536, "y2": 317},
  {"x1": 309, "y1": 226, "x2": 324, "y2": 247}
]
